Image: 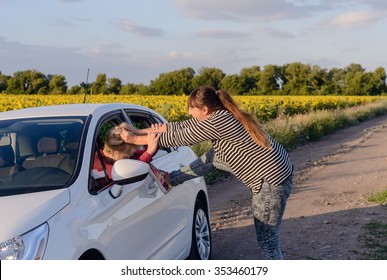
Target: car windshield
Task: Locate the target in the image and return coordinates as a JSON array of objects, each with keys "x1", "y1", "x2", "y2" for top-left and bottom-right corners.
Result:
[{"x1": 0, "y1": 116, "x2": 86, "y2": 196}]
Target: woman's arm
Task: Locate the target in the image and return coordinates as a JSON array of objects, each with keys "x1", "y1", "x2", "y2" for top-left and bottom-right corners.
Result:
[
  {"x1": 120, "y1": 122, "x2": 167, "y2": 135},
  {"x1": 120, "y1": 130, "x2": 149, "y2": 145},
  {"x1": 144, "y1": 123, "x2": 167, "y2": 133},
  {"x1": 120, "y1": 123, "x2": 165, "y2": 145}
]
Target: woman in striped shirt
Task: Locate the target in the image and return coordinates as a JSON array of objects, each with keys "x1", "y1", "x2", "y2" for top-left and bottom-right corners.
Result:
[{"x1": 121, "y1": 86, "x2": 293, "y2": 260}]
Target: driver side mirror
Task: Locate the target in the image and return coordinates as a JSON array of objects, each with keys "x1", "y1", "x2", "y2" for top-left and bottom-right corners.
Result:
[{"x1": 110, "y1": 159, "x2": 150, "y2": 198}]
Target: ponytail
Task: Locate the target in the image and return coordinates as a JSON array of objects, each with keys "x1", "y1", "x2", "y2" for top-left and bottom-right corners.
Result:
[{"x1": 216, "y1": 90, "x2": 271, "y2": 148}]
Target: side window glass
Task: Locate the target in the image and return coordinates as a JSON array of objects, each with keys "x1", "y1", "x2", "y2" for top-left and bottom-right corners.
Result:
[
  {"x1": 90, "y1": 114, "x2": 125, "y2": 194},
  {"x1": 124, "y1": 111, "x2": 173, "y2": 159}
]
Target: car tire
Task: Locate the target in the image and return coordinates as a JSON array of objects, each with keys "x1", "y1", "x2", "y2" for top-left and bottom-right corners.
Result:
[{"x1": 188, "y1": 199, "x2": 212, "y2": 260}]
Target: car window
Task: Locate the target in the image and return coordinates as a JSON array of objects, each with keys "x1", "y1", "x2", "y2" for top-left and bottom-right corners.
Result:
[
  {"x1": 90, "y1": 113, "x2": 126, "y2": 194},
  {"x1": 89, "y1": 109, "x2": 174, "y2": 194},
  {"x1": 0, "y1": 117, "x2": 85, "y2": 196},
  {"x1": 125, "y1": 110, "x2": 174, "y2": 159}
]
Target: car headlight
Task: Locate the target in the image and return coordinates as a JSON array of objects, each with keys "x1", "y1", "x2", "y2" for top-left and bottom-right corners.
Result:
[{"x1": 0, "y1": 223, "x2": 49, "y2": 260}]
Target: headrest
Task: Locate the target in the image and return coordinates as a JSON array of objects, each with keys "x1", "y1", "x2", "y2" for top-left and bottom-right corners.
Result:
[
  {"x1": 0, "y1": 145, "x2": 15, "y2": 167},
  {"x1": 65, "y1": 142, "x2": 79, "y2": 151},
  {"x1": 37, "y1": 137, "x2": 58, "y2": 154}
]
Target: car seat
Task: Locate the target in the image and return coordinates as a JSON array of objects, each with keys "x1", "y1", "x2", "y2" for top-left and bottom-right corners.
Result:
[
  {"x1": 22, "y1": 137, "x2": 72, "y2": 173},
  {"x1": 0, "y1": 144, "x2": 17, "y2": 178}
]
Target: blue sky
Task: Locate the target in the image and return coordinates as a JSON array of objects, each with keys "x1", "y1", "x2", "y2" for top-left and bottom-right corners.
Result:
[{"x1": 1, "y1": 0, "x2": 387, "y2": 86}]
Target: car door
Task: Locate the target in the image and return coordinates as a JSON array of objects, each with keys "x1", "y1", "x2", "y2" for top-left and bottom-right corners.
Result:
[
  {"x1": 123, "y1": 109, "x2": 195, "y2": 258},
  {"x1": 89, "y1": 111, "x2": 191, "y2": 259}
]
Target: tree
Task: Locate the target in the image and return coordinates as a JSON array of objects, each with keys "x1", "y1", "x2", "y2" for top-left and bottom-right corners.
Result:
[
  {"x1": 5, "y1": 70, "x2": 48, "y2": 94},
  {"x1": 148, "y1": 67, "x2": 195, "y2": 95},
  {"x1": 0, "y1": 72, "x2": 10, "y2": 93},
  {"x1": 92, "y1": 73, "x2": 108, "y2": 94},
  {"x1": 67, "y1": 85, "x2": 83, "y2": 95},
  {"x1": 239, "y1": 66, "x2": 261, "y2": 94},
  {"x1": 257, "y1": 65, "x2": 283, "y2": 95},
  {"x1": 191, "y1": 67, "x2": 225, "y2": 90},
  {"x1": 369, "y1": 67, "x2": 387, "y2": 95},
  {"x1": 220, "y1": 74, "x2": 244, "y2": 95},
  {"x1": 307, "y1": 65, "x2": 330, "y2": 95},
  {"x1": 343, "y1": 64, "x2": 366, "y2": 95},
  {"x1": 48, "y1": 74, "x2": 68, "y2": 94},
  {"x1": 120, "y1": 83, "x2": 140, "y2": 95},
  {"x1": 282, "y1": 63, "x2": 311, "y2": 95},
  {"x1": 108, "y1": 78, "x2": 122, "y2": 95},
  {"x1": 1, "y1": 63, "x2": 386, "y2": 95},
  {"x1": 136, "y1": 83, "x2": 149, "y2": 95},
  {"x1": 328, "y1": 67, "x2": 345, "y2": 95}
]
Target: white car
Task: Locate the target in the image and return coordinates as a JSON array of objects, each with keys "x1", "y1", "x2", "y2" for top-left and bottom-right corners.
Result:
[{"x1": 0, "y1": 103, "x2": 211, "y2": 260}]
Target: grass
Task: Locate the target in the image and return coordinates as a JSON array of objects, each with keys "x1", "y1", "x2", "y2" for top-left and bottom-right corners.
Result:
[
  {"x1": 191, "y1": 99, "x2": 387, "y2": 155},
  {"x1": 357, "y1": 190, "x2": 387, "y2": 260},
  {"x1": 367, "y1": 190, "x2": 387, "y2": 205},
  {"x1": 358, "y1": 221, "x2": 387, "y2": 260},
  {"x1": 265, "y1": 99, "x2": 387, "y2": 150},
  {"x1": 190, "y1": 99, "x2": 387, "y2": 185}
]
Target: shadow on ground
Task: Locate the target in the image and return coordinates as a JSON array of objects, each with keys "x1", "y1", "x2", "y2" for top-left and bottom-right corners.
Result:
[{"x1": 210, "y1": 205, "x2": 387, "y2": 260}]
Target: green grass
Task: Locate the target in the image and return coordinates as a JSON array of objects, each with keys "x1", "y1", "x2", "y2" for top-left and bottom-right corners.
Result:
[
  {"x1": 358, "y1": 221, "x2": 387, "y2": 260},
  {"x1": 266, "y1": 99, "x2": 387, "y2": 150},
  {"x1": 357, "y1": 190, "x2": 387, "y2": 259},
  {"x1": 367, "y1": 190, "x2": 387, "y2": 205}
]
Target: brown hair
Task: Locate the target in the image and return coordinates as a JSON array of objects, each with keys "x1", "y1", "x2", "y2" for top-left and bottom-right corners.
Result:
[
  {"x1": 104, "y1": 123, "x2": 138, "y2": 155},
  {"x1": 188, "y1": 86, "x2": 271, "y2": 148}
]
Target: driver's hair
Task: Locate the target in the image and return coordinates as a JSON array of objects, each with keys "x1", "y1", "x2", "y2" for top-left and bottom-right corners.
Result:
[{"x1": 104, "y1": 123, "x2": 137, "y2": 156}]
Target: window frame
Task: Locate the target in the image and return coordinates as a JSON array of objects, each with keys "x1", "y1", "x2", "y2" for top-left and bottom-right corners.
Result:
[{"x1": 89, "y1": 111, "x2": 127, "y2": 194}]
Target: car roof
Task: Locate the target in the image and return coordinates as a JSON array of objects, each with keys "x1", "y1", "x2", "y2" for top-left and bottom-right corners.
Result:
[{"x1": 0, "y1": 103, "x2": 148, "y2": 120}]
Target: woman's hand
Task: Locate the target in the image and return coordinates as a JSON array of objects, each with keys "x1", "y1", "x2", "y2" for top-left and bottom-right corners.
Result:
[
  {"x1": 120, "y1": 124, "x2": 163, "y2": 146},
  {"x1": 120, "y1": 129, "x2": 136, "y2": 144},
  {"x1": 146, "y1": 132, "x2": 160, "y2": 156},
  {"x1": 151, "y1": 123, "x2": 166, "y2": 132},
  {"x1": 118, "y1": 123, "x2": 139, "y2": 134}
]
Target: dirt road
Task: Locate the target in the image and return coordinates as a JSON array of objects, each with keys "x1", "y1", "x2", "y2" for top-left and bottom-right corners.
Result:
[{"x1": 208, "y1": 114, "x2": 387, "y2": 260}]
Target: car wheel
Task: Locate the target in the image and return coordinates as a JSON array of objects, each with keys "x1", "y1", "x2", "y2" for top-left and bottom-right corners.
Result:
[{"x1": 188, "y1": 199, "x2": 212, "y2": 260}]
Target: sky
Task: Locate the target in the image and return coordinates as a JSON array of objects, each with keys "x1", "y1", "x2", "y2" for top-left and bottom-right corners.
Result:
[{"x1": 1, "y1": 0, "x2": 387, "y2": 87}]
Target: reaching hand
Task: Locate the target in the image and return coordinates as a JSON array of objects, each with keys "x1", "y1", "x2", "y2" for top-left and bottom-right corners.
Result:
[
  {"x1": 146, "y1": 132, "x2": 160, "y2": 155},
  {"x1": 118, "y1": 123, "x2": 138, "y2": 134},
  {"x1": 120, "y1": 129, "x2": 136, "y2": 144},
  {"x1": 150, "y1": 123, "x2": 166, "y2": 132}
]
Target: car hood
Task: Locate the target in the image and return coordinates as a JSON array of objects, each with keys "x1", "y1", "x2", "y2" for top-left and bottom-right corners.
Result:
[{"x1": 0, "y1": 189, "x2": 70, "y2": 241}]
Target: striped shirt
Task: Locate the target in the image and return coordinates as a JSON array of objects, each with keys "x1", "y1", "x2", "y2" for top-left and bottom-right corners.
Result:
[{"x1": 158, "y1": 110, "x2": 293, "y2": 194}]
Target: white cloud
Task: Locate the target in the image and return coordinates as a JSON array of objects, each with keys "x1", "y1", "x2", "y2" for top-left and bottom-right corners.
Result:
[
  {"x1": 194, "y1": 29, "x2": 252, "y2": 39},
  {"x1": 258, "y1": 26, "x2": 295, "y2": 39},
  {"x1": 0, "y1": 37, "x2": 149, "y2": 85},
  {"x1": 167, "y1": 51, "x2": 179, "y2": 58},
  {"x1": 175, "y1": 0, "x2": 322, "y2": 21},
  {"x1": 120, "y1": 21, "x2": 165, "y2": 37},
  {"x1": 365, "y1": 0, "x2": 387, "y2": 9},
  {"x1": 325, "y1": 10, "x2": 387, "y2": 29}
]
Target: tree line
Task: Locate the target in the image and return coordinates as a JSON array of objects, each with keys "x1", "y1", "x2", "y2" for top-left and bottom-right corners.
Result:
[{"x1": 1, "y1": 62, "x2": 386, "y2": 96}]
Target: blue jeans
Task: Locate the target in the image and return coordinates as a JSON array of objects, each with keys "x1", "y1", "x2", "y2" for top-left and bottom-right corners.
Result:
[
  {"x1": 252, "y1": 176, "x2": 293, "y2": 259},
  {"x1": 169, "y1": 148, "x2": 232, "y2": 186}
]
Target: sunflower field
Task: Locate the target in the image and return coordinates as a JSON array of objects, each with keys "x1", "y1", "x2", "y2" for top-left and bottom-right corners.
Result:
[{"x1": 0, "y1": 94, "x2": 384, "y2": 122}]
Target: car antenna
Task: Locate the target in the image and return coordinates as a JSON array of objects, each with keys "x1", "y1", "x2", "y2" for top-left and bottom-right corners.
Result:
[{"x1": 83, "y1": 68, "x2": 90, "y2": 103}]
